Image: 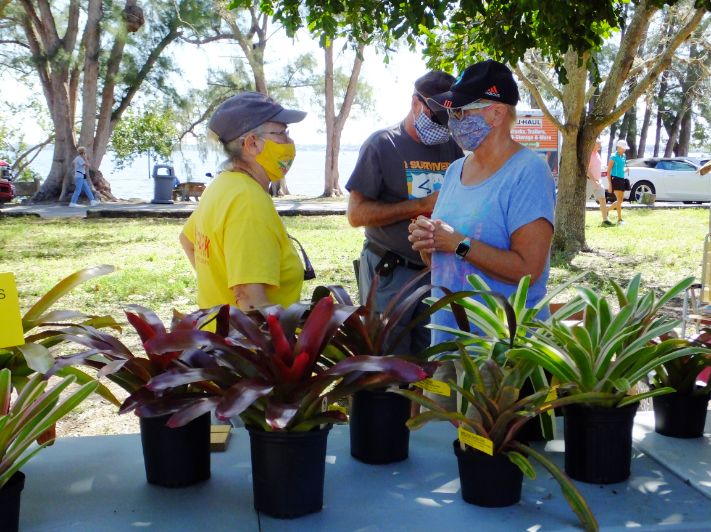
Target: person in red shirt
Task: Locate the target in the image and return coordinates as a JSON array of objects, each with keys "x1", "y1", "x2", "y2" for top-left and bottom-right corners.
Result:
[{"x1": 587, "y1": 139, "x2": 612, "y2": 226}]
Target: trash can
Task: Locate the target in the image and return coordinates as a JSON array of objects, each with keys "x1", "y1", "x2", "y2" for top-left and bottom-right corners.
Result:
[{"x1": 151, "y1": 164, "x2": 175, "y2": 204}]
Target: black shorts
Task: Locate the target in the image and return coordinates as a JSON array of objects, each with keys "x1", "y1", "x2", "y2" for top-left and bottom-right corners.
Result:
[{"x1": 611, "y1": 177, "x2": 626, "y2": 192}]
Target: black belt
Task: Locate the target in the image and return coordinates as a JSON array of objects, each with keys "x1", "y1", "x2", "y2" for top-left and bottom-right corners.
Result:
[{"x1": 365, "y1": 240, "x2": 426, "y2": 271}]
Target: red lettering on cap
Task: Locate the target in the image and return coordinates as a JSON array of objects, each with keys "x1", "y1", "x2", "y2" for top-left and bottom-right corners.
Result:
[
  {"x1": 443, "y1": 100, "x2": 453, "y2": 108},
  {"x1": 485, "y1": 85, "x2": 500, "y2": 97}
]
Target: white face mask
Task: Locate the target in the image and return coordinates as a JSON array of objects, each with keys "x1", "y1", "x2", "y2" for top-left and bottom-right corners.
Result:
[{"x1": 414, "y1": 110, "x2": 451, "y2": 145}]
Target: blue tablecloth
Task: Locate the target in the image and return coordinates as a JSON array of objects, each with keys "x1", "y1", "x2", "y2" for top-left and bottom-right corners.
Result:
[{"x1": 21, "y1": 413, "x2": 711, "y2": 531}]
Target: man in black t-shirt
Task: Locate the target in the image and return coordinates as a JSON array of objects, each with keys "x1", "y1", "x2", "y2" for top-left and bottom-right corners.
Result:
[{"x1": 345, "y1": 71, "x2": 463, "y2": 356}]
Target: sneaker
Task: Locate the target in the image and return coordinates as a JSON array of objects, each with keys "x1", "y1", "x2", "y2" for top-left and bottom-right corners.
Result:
[
  {"x1": 617, "y1": 220, "x2": 625, "y2": 225},
  {"x1": 90, "y1": 199, "x2": 101, "y2": 206},
  {"x1": 68, "y1": 203, "x2": 82, "y2": 208},
  {"x1": 602, "y1": 220, "x2": 614, "y2": 227}
]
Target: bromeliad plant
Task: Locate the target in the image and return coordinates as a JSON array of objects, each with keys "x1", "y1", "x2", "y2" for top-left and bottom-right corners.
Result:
[
  {"x1": 48, "y1": 305, "x2": 224, "y2": 417},
  {"x1": 422, "y1": 273, "x2": 586, "y2": 437},
  {"x1": 396, "y1": 353, "x2": 598, "y2": 531},
  {"x1": 1, "y1": 265, "x2": 120, "y2": 401},
  {"x1": 319, "y1": 269, "x2": 465, "y2": 370},
  {"x1": 648, "y1": 335, "x2": 711, "y2": 396},
  {"x1": 0, "y1": 368, "x2": 98, "y2": 488},
  {"x1": 509, "y1": 275, "x2": 699, "y2": 407},
  {"x1": 145, "y1": 296, "x2": 432, "y2": 431}
]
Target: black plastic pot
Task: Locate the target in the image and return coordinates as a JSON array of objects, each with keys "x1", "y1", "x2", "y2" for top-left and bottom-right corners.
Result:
[
  {"x1": 350, "y1": 389, "x2": 411, "y2": 464},
  {"x1": 0, "y1": 471, "x2": 25, "y2": 532},
  {"x1": 563, "y1": 402, "x2": 638, "y2": 484},
  {"x1": 248, "y1": 424, "x2": 331, "y2": 518},
  {"x1": 140, "y1": 412, "x2": 211, "y2": 487},
  {"x1": 453, "y1": 440, "x2": 523, "y2": 507},
  {"x1": 653, "y1": 390, "x2": 710, "y2": 438}
]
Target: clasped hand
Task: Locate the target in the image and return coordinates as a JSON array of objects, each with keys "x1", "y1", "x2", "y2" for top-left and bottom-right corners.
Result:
[{"x1": 408, "y1": 215, "x2": 462, "y2": 254}]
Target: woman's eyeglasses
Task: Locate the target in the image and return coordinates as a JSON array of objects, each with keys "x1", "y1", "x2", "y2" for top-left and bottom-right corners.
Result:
[
  {"x1": 260, "y1": 129, "x2": 290, "y2": 140},
  {"x1": 445, "y1": 101, "x2": 495, "y2": 121},
  {"x1": 288, "y1": 234, "x2": 316, "y2": 280}
]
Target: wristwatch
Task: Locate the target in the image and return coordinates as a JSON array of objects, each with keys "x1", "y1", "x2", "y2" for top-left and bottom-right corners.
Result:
[{"x1": 455, "y1": 237, "x2": 471, "y2": 260}]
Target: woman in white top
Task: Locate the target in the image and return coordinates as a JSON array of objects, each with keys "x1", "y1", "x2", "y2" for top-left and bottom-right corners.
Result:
[{"x1": 69, "y1": 146, "x2": 100, "y2": 207}]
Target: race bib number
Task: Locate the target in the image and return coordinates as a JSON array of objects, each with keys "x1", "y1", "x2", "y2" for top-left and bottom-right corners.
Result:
[{"x1": 0, "y1": 272, "x2": 24, "y2": 348}]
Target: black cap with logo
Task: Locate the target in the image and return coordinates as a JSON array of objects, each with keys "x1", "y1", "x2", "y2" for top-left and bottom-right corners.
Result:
[{"x1": 430, "y1": 59, "x2": 519, "y2": 109}]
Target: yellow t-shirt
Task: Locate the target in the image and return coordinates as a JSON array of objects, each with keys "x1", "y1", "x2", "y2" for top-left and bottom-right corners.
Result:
[{"x1": 182, "y1": 170, "x2": 303, "y2": 308}]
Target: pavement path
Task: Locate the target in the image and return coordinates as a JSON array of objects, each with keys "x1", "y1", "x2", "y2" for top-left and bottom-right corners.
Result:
[
  {"x1": 0, "y1": 197, "x2": 348, "y2": 219},
  {"x1": 0, "y1": 198, "x2": 707, "y2": 219}
]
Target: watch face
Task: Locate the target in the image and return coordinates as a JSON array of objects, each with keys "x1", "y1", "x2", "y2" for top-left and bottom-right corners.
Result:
[{"x1": 455, "y1": 240, "x2": 470, "y2": 258}]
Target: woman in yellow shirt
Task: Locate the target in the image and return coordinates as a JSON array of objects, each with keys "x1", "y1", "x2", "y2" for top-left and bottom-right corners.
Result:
[{"x1": 180, "y1": 92, "x2": 306, "y2": 310}]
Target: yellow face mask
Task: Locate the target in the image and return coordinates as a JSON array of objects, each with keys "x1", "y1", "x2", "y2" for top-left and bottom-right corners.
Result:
[{"x1": 255, "y1": 139, "x2": 296, "y2": 182}]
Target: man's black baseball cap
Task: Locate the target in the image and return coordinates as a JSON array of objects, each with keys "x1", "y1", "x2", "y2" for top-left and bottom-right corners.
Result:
[{"x1": 430, "y1": 59, "x2": 519, "y2": 109}]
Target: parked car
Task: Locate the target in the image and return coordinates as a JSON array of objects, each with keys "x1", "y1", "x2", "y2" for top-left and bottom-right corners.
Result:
[
  {"x1": 0, "y1": 178, "x2": 14, "y2": 203},
  {"x1": 0, "y1": 160, "x2": 15, "y2": 203},
  {"x1": 625, "y1": 157, "x2": 709, "y2": 202}
]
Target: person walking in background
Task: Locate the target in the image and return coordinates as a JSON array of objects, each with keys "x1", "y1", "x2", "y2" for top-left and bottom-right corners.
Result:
[
  {"x1": 608, "y1": 139, "x2": 630, "y2": 224},
  {"x1": 68, "y1": 146, "x2": 100, "y2": 207},
  {"x1": 345, "y1": 71, "x2": 463, "y2": 356},
  {"x1": 587, "y1": 139, "x2": 613, "y2": 226},
  {"x1": 180, "y1": 92, "x2": 307, "y2": 310},
  {"x1": 408, "y1": 60, "x2": 556, "y2": 409}
]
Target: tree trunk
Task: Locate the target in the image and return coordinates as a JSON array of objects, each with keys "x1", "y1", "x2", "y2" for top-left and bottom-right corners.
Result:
[
  {"x1": 321, "y1": 42, "x2": 364, "y2": 198},
  {"x1": 553, "y1": 129, "x2": 587, "y2": 254},
  {"x1": 637, "y1": 89, "x2": 654, "y2": 157},
  {"x1": 677, "y1": 108, "x2": 691, "y2": 156},
  {"x1": 21, "y1": 0, "x2": 180, "y2": 202},
  {"x1": 322, "y1": 43, "x2": 337, "y2": 197}
]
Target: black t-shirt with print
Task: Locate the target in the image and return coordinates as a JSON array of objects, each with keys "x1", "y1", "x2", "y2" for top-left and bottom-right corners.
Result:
[{"x1": 346, "y1": 122, "x2": 463, "y2": 264}]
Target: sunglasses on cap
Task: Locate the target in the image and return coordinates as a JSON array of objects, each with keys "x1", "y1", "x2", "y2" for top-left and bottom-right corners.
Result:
[
  {"x1": 444, "y1": 100, "x2": 496, "y2": 121},
  {"x1": 414, "y1": 92, "x2": 447, "y2": 125}
]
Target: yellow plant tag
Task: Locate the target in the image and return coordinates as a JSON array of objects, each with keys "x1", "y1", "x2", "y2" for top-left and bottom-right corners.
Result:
[
  {"x1": 328, "y1": 404, "x2": 347, "y2": 415},
  {"x1": 200, "y1": 319, "x2": 217, "y2": 333},
  {"x1": 414, "y1": 378, "x2": 451, "y2": 397},
  {"x1": 0, "y1": 273, "x2": 24, "y2": 349},
  {"x1": 458, "y1": 426, "x2": 494, "y2": 456}
]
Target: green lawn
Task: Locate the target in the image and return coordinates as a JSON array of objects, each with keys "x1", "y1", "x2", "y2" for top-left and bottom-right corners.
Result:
[{"x1": 0, "y1": 208, "x2": 707, "y2": 321}]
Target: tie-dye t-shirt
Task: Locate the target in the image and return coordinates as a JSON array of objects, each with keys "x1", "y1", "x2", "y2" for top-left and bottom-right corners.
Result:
[{"x1": 430, "y1": 148, "x2": 556, "y2": 346}]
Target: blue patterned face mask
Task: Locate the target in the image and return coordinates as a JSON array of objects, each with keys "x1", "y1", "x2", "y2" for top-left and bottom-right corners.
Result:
[
  {"x1": 414, "y1": 111, "x2": 451, "y2": 145},
  {"x1": 448, "y1": 113, "x2": 491, "y2": 152}
]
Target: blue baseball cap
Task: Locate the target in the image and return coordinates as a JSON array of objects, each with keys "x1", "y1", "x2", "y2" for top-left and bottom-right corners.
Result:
[{"x1": 208, "y1": 91, "x2": 306, "y2": 143}]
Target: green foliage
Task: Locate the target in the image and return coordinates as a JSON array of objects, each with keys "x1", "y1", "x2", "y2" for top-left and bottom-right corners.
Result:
[
  {"x1": 230, "y1": 0, "x2": 654, "y2": 78},
  {"x1": 398, "y1": 355, "x2": 599, "y2": 531},
  {"x1": 110, "y1": 107, "x2": 178, "y2": 170},
  {"x1": 0, "y1": 265, "x2": 121, "y2": 407},
  {"x1": 649, "y1": 337, "x2": 711, "y2": 395},
  {"x1": 0, "y1": 368, "x2": 98, "y2": 488},
  {"x1": 509, "y1": 274, "x2": 699, "y2": 406}
]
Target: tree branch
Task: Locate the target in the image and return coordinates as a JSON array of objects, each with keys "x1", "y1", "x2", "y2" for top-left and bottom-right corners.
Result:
[
  {"x1": 596, "y1": 7, "x2": 707, "y2": 128},
  {"x1": 180, "y1": 33, "x2": 236, "y2": 44},
  {"x1": 522, "y1": 60, "x2": 563, "y2": 101},
  {"x1": 0, "y1": 39, "x2": 30, "y2": 48},
  {"x1": 111, "y1": 24, "x2": 182, "y2": 122},
  {"x1": 13, "y1": 136, "x2": 54, "y2": 176},
  {"x1": 514, "y1": 65, "x2": 564, "y2": 132}
]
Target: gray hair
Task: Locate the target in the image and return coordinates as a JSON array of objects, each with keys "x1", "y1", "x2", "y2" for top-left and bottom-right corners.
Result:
[
  {"x1": 77, "y1": 146, "x2": 87, "y2": 154},
  {"x1": 208, "y1": 124, "x2": 268, "y2": 170}
]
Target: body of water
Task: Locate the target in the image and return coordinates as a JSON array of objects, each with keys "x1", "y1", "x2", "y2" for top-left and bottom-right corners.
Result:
[{"x1": 30, "y1": 145, "x2": 361, "y2": 200}]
